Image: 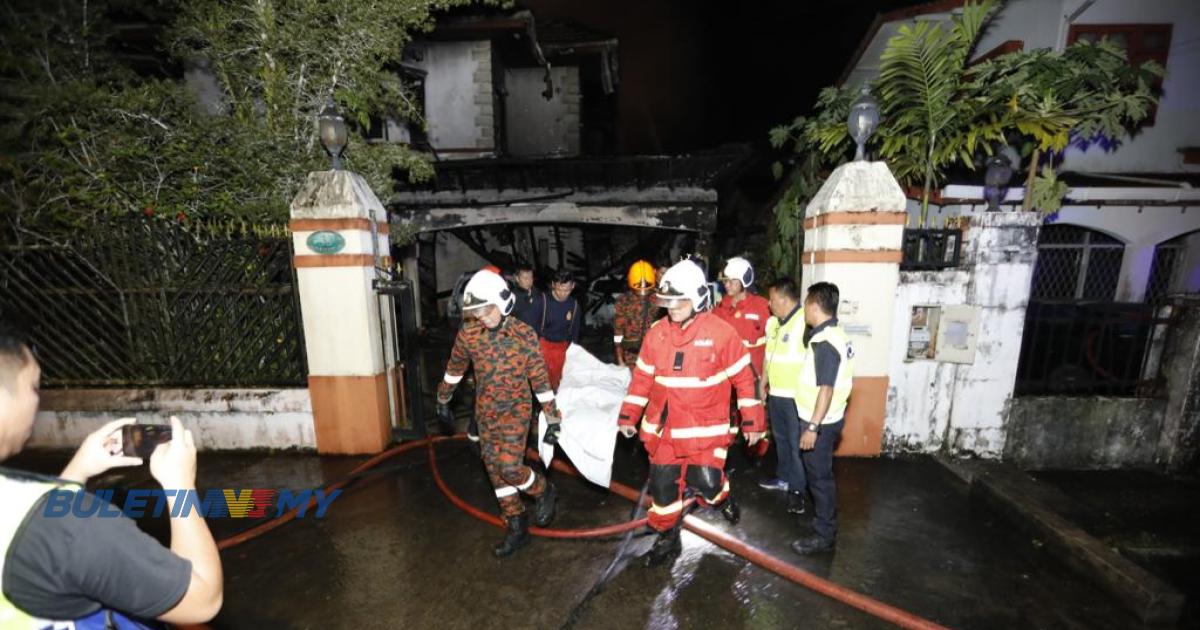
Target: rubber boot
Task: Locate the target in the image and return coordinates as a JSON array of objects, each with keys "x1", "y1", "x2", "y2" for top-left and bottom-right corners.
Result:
[
  {"x1": 534, "y1": 481, "x2": 557, "y2": 527},
  {"x1": 642, "y1": 526, "x2": 682, "y2": 567},
  {"x1": 719, "y1": 495, "x2": 741, "y2": 525},
  {"x1": 493, "y1": 512, "x2": 531, "y2": 558}
]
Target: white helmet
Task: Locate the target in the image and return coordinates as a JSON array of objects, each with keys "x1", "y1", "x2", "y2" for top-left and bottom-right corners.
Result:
[
  {"x1": 656, "y1": 259, "x2": 711, "y2": 311},
  {"x1": 462, "y1": 269, "x2": 515, "y2": 316},
  {"x1": 720, "y1": 256, "x2": 754, "y2": 288}
]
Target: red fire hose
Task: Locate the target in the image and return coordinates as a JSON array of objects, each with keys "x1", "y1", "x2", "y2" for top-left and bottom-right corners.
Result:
[{"x1": 213, "y1": 435, "x2": 951, "y2": 630}]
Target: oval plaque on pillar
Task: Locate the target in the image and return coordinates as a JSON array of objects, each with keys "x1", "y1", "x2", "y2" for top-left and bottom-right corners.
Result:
[{"x1": 307, "y1": 230, "x2": 346, "y2": 255}]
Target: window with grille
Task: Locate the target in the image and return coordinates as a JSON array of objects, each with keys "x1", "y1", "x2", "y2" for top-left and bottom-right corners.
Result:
[
  {"x1": 1031, "y1": 224, "x2": 1124, "y2": 301},
  {"x1": 1068, "y1": 24, "x2": 1171, "y2": 125},
  {"x1": 1146, "y1": 234, "x2": 1188, "y2": 302}
]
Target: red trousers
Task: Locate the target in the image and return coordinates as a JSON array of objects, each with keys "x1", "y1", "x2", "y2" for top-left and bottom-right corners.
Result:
[{"x1": 539, "y1": 339, "x2": 569, "y2": 390}]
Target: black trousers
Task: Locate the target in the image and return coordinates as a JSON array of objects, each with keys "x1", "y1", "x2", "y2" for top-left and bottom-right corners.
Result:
[{"x1": 799, "y1": 420, "x2": 843, "y2": 541}]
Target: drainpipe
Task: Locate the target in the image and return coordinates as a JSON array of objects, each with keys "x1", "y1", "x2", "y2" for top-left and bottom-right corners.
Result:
[{"x1": 1056, "y1": 0, "x2": 1098, "y2": 52}]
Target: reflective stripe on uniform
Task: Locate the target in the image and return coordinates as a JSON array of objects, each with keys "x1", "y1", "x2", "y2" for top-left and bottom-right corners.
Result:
[
  {"x1": 516, "y1": 470, "x2": 537, "y2": 491},
  {"x1": 737, "y1": 398, "x2": 761, "y2": 408},
  {"x1": 654, "y1": 373, "x2": 726, "y2": 388},
  {"x1": 624, "y1": 395, "x2": 649, "y2": 407},
  {"x1": 724, "y1": 354, "x2": 750, "y2": 378},
  {"x1": 768, "y1": 388, "x2": 795, "y2": 397},
  {"x1": 713, "y1": 448, "x2": 728, "y2": 459},
  {"x1": 670, "y1": 424, "x2": 733, "y2": 439},
  {"x1": 743, "y1": 336, "x2": 767, "y2": 348},
  {"x1": 535, "y1": 390, "x2": 555, "y2": 403},
  {"x1": 640, "y1": 419, "x2": 660, "y2": 435},
  {"x1": 495, "y1": 486, "x2": 518, "y2": 498},
  {"x1": 443, "y1": 373, "x2": 464, "y2": 385},
  {"x1": 649, "y1": 499, "x2": 684, "y2": 515},
  {"x1": 635, "y1": 357, "x2": 655, "y2": 375},
  {"x1": 613, "y1": 335, "x2": 624, "y2": 343}
]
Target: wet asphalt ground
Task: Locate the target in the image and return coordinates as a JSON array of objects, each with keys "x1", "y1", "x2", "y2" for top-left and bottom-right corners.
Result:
[{"x1": 13, "y1": 439, "x2": 1191, "y2": 629}]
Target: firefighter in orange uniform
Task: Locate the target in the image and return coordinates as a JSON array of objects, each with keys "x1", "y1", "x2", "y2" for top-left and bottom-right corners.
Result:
[
  {"x1": 617, "y1": 259, "x2": 766, "y2": 566},
  {"x1": 437, "y1": 269, "x2": 561, "y2": 557},
  {"x1": 613, "y1": 260, "x2": 660, "y2": 368}
]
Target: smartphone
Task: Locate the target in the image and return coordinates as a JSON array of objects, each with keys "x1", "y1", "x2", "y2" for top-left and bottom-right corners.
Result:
[{"x1": 121, "y1": 424, "x2": 173, "y2": 459}]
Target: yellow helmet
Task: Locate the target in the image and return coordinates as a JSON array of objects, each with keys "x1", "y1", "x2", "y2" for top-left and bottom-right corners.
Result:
[{"x1": 627, "y1": 260, "x2": 656, "y2": 291}]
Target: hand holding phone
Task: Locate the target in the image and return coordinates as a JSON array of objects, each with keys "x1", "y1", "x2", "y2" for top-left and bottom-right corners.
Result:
[
  {"x1": 59, "y1": 417, "x2": 146, "y2": 484},
  {"x1": 122, "y1": 423, "x2": 173, "y2": 459}
]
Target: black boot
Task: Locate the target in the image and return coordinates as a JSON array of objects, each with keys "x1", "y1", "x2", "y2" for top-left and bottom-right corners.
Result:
[
  {"x1": 786, "y1": 491, "x2": 806, "y2": 515},
  {"x1": 643, "y1": 527, "x2": 682, "y2": 567},
  {"x1": 719, "y1": 495, "x2": 741, "y2": 525},
  {"x1": 493, "y1": 513, "x2": 531, "y2": 558},
  {"x1": 534, "y1": 481, "x2": 557, "y2": 527}
]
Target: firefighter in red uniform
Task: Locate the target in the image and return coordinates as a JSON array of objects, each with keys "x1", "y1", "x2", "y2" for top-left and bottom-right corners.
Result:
[
  {"x1": 713, "y1": 257, "x2": 771, "y2": 379},
  {"x1": 617, "y1": 259, "x2": 767, "y2": 566},
  {"x1": 437, "y1": 269, "x2": 562, "y2": 557},
  {"x1": 613, "y1": 260, "x2": 660, "y2": 368}
]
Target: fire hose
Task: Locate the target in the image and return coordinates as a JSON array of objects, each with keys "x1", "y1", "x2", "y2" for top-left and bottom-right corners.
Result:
[{"x1": 213, "y1": 435, "x2": 951, "y2": 630}]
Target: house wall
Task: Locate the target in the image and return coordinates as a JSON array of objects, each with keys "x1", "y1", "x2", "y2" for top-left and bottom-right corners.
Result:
[
  {"x1": 975, "y1": 0, "x2": 1200, "y2": 174},
  {"x1": 1004, "y1": 396, "x2": 1167, "y2": 469},
  {"x1": 504, "y1": 66, "x2": 582, "y2": 157},
  {"x1": 414, "y1": 40, "x2": 496, "y2": 157},
  {"x1": 910, "y1": 199, "x2": 1200, "y2": 302},
  {"x1": 1180, "y1": 232, "x2": 1200, "y2": 292},
  {"x1": 884, "y1": 212, "x2": 1041, "y2": 458},
  {"x1": 30, "y1": 389, "x2": 316, "y2": 451},
  {"x1": 1061, "y1": 0, "x2": 1200, "y2": 174},
  {"x1": 849, "y1": 0, "x2": 1200, "y2": 173}
]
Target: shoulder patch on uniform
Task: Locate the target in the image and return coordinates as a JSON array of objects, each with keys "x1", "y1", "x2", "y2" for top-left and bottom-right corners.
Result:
[
  {"x1": 694, "y1": 338, "x2": 714, "y2": 347},
  {"x1": 745, "y1": 313, "x2": 760, "y2": 320}
]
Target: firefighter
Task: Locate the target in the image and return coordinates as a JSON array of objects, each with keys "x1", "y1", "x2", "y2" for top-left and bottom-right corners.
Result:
[
  {"x1": 613, "y1": 260, "x2": 660, "y2": 368},
  {"x1": 437, "y1": 269, "x2": 562, "y2": 557},
  {"x1": 713, "y1": 257, "x2": 772, "y2": 459},
  {"x1": 617, "y1": 259, "x2": 767, "y2": 566},
  {"x1": 713, "y1": 257, "x2": 771, "y2": 378}
]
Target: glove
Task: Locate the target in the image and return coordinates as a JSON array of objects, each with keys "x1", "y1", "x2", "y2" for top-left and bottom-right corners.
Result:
[
  {"x1": 618, "y1": 425, "x2": 637, "y2": 438},
  {"x1": 543, "y1": 422, "x2": 561, "y2": 446},
  {"x1": 436, "y1": 403, "x2": 454, "y2": 434}
]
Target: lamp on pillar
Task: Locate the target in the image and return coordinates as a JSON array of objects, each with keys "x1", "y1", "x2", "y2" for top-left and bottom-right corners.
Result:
[
  {"x1": 318, "y1": 98, "x2": 348, "y2": 170},
  {"x1": 847, "y1": 86, "x2": 880, "y2": 162},
  {"x1": 983, "y1": 145, "x2": 1018, "y2": 211}
]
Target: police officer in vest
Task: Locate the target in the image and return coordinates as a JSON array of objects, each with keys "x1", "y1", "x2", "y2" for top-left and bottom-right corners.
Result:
[
  {"x1": 0, "y1": 326, "x2": 223, "y2": 628},
  {"x1": 759, "y1": 277, "x2": 808, "y2": 516},
  {"x1": 791, "y1": 282, "x2": 854, "y2": 555}
]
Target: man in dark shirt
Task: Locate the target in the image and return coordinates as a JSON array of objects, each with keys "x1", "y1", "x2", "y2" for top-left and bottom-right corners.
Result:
[
  {"x1": 538, "y1": 269, "x2": 581, "y2": 390},
  {"x1": 791, "y1": 283, "x2": 854, "y2": 555},
  {"x1": 0, "y1": 326, "x2": 223, "y2": 626},
  {"x1": 510, "y1": 262, "x2": 547, "y2": 334}
]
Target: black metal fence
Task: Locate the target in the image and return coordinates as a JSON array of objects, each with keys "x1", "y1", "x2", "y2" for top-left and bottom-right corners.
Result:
[
  {"x1": 0, "y1": 217, "x2": 307, "y2": 387},
  {"x1": 1014, "y1": 300, "x2": 1174, "y2": 397},
  {"x1": 901, "y1": 228, "x2": 963, "y2": 271}
]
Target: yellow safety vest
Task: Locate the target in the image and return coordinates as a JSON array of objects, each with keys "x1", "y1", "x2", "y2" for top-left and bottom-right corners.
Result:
[
  {"x1": 795, "y1": 324, "x2": 854, "y2": 422},
  {"x1": 0, "y1": 472, "x2": 75, "y2": 629},
  {"x1": 764, "y1": 309, "x2": 806, "y2": 399}
]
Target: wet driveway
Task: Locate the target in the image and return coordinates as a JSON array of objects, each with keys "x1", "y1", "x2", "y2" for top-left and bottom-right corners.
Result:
[{"x1": 15, "y1": 440, "x2": 1178, "y2": 629}]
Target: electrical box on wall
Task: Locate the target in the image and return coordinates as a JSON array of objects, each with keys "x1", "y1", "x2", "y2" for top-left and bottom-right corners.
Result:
[{"x1": 907, "y1": 305, "x2": 981, "y2": 364}]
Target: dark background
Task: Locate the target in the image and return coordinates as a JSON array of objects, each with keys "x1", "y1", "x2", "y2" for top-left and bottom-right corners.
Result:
[{"x1": 520, "y1": 0, "x2": 929, "y2": 154}]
